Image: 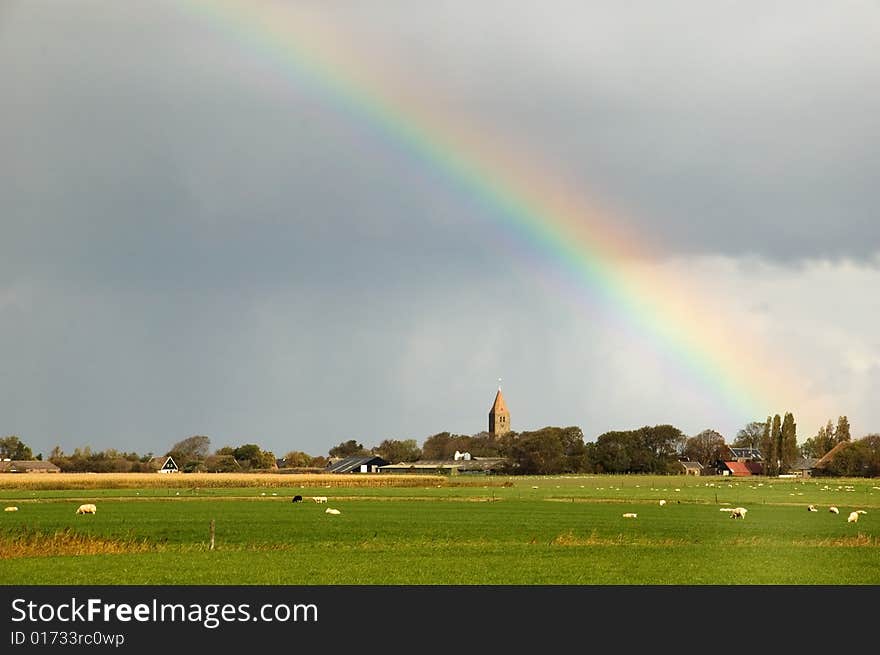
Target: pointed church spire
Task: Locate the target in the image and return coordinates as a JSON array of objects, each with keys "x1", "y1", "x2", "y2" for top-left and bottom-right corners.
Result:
[{"x1": 489, "y1": 383, "x2": 510, "y2": 437}]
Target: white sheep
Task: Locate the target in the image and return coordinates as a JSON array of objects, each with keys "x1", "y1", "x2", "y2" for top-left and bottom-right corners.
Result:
[
  {"x1": 730, "y1": 507, "x2": 747, "y2": 519},
  {"x1": 4, "y1": 506, "x2": 19, "y2": 512},
  {"x1": 75, "y1": 503, "x2": 97, "y2": 515},
  {"x1": 313, "y1": 496, "x2": 328, "y2": 504},
  {"x1": 829, "y1": 506, "x2": 839, "y2": 514},
  {"x1": 622, "y1": 512, "x2": 638, "y2": 518},
  {"x1": 807, "y1": 505, "x2": 818, "y2": 512},
  {"x1": 847, "y1": 511, "x2": 859, "y2": 523},
  {"x1": 658, "y1": 500, "x2": 666, "y2": 506},
  {"x1": 325, "y1": 508, "x2": 341, "y2": 515}
]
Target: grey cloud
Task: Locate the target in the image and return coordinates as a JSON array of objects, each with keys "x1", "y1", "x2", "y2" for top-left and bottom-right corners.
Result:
[{"x1": 3, "y1": 2, "x2": 879, "y2": 458}]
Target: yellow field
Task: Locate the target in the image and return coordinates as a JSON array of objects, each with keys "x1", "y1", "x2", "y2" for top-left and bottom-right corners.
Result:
[{"x1": 0, "y1": 472, "x2": 452, "y2": 490}]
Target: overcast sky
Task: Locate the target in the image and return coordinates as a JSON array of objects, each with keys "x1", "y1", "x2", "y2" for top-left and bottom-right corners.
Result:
[{"x1": 2, "y1": 1, "x2": 879, "y2": 458}]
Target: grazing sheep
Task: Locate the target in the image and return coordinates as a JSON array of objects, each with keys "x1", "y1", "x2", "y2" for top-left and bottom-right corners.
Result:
[
  {"x1": 312, "y1": 496, "x2": 328, "y2": 504},
  {"x1": 658, "y1": 500, "x2": 666, "y2": 506},
  {"x1": 730, "y1": 507, "x2": 747, "y2": 519},
  {"x1": 622, "y1": 513, "x2": 638, "y2": 518},
  {"x1": 75, "y1": 503, "x2": 97, "y2": 515},
  {"x1": 829, "y1": 506, "x2": 839, "y2": 514},
  {"x1": 4, "y1": 506, "x2": 19, "y2": 512},
  {"x1": 847, "y1": 511, "x2": 859, "y2": 523},
  {"x1": 325, "y1": 508, "x2": 341, "y2": 515},
  {"x1": 808, "y1": 505, "x2": 818, "y2": 512},
  {"x1": 291, "y1": 495, "x2": 303, "y2": 503}
]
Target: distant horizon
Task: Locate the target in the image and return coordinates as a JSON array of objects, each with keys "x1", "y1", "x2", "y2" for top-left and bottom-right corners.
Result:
[{"x1": 7, "y1": 407, "x2": 860, "y2": 461}]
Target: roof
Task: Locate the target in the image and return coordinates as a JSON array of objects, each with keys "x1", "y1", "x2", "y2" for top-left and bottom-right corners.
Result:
[
  {"x1": 489, "y1": 388, "x2": 508, "y2": 416},
  {"x1": 0, "y1": 460, "x2": 61, "y2": 473},
  {"x1": 723, "y1": 461, "x2": 752, "y2": 476},
  {"x1": 791, "y1": 457, "x2": 819, "y2": 470},
  {"x1": 379, "y1": 458, "x2": 506, "y2": 472},
  {"x1": 745, "y1": 461, "x2": 764, "y2": 475},
  {"x1": 149, "y1": 456, "x2": 178, "y2": 470},
  {"x1": 679, "y1": 461, "x2": 703, "y2": 471},
  {"x1": 326, "y1": 455, "x2": 388, "y2": 473},
  {"x1": 728, "y1": 447, "x2": 763, "y2": 461},
  {"x1": 814, "y1": 441, "x2": 851, "y2": 469}
]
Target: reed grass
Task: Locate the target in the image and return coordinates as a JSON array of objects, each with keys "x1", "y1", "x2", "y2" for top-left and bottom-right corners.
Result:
[{"x1": 0, "y1": 527, "x2": 158, "y2": 558}]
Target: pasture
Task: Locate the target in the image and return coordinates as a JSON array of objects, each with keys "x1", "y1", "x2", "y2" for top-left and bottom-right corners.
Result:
[{"x1": 2, "y1": 473, "x2": 879, "y2": 584}]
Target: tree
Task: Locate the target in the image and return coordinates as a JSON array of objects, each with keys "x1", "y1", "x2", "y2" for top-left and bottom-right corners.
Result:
[
  {"x1": 0, "y1": 435, "x2": 33, "y2": 460},
  {"x1": 168, "y1": 435, "x2": 210, "y2": 461},
  {"x1": 328, "y1": 440, "x2": 369, "y2": 458},
  {"x1": 592, "y1": 431, "x2": 632, "y2": 474},
  {"x1": 592, "y1": 425, "x2": 683, "y2": 474},
  {"x1": 819, "y1": 435, "x2": 880, "y2": 477},
  {"x1": 466, "y1": 432, "x2": 506, "y2": 458},
  {"x1": 779, "y1": 412, "x2": 798, "y2": 473},
  {"x1": 167, "y1": 435, "x2": 211, "y2": 472},
  {"x1": 506, "y1": 426, "x2": 589, "y2": 475},
  {"x1": 232, "y1": 443, "x2": 262, "y2": 468},
  {"x1": 683, "y1": 429, "x2": 727, "y2": 467},
  {"x1": 282, "y1": 451, "x2": 318, "y2": 468},
  {"x1": 203, "y1": 453, "x2": 238, "y2": 472},
  {"x1": 758, "y1": 416, "x2": 777, "y2": 477},
  {"x1": 258, "y1": 450, "x2": 277, "y2": 470},
  {"x1": 768, "y1": 414, "x2": 782, "y2": 476},
  {"x1": 834, "y1": 416, "x2": 852, "y2": 445},
  {"x1": 733, "y1": 422, "x2": 765, "y2": 449},
  {"x1": 507, "y1": 429, "x2": 565, "y2": 475},
  {"x1": 372, "y1": 439, "x2": 421, "y2": 463},
  {"x1": 420, "y1": 432, "x2": 472, "y2": 460},
  {"x1": 801, "y1": 420, "x2": 835, "y2": 458}
]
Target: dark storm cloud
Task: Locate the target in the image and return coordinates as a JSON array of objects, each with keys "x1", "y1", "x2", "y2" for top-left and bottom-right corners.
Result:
[{"x1": 318, "y1": 0, "x2": 880, "y2": 261}]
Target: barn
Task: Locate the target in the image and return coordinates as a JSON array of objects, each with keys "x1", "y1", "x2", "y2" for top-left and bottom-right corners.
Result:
[
  {"x1": 719, "y1": 461, "x2": 753, "y2": 477},
  {"x1": 679, "y1": 460, "x2": 703, "y2": 476},
  {"x1": 0, "y1": 460, "x2": 61, "y2": 473},
  {"x1": 325, "y1": 455, "x2": 388, "y2": 474}
]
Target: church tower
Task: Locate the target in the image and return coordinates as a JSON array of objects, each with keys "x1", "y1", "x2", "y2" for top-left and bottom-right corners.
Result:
[{"x1": 488, "y1": 385, "x2": 510, "y2": 437}]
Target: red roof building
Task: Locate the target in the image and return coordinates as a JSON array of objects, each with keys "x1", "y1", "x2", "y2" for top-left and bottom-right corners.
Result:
[{"x1": 723, "y1": 461, "x2": 752, "y2": 476}]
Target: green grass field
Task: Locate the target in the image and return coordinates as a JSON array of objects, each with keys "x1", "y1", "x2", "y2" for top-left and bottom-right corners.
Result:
[{"x1": 2, "y1": 474, "x2": 878, "y2": 584}]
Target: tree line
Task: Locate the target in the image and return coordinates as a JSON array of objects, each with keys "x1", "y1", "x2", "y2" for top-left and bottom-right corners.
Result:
[{"x1": 3, "y1": 411, "x2": 879, "y2": 476}]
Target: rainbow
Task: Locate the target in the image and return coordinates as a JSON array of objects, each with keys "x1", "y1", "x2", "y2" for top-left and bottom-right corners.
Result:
[{"x1": 176, "y1": 0, "x2": 812, "y2": 427}]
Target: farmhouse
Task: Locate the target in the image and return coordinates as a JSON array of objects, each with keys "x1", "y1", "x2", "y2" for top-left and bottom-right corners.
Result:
[
  {"x1": 716, "y1": 446, "x2": 764, "y2": 476},
  {"x1": 149, "y1": 456, "x2": 179, "y2": 473},
  {"x1": 0, "y1": 459, "x2": 60, "y2": 473},
  {"x1": 790, "y1": 456, "x2": 819, "y2": 478},
  {"x1": 326, "y1": 455, "x2": 388, "y2": 474},
  {"x1": 812, "y1": 442, "x2": 852, "y2": 476},
  {"x1": 727, "y1": 447, "x2": 763, "y2": 462},
  {"x1": 679, "y1": 460, "x2": 703, "y2": 476}
]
